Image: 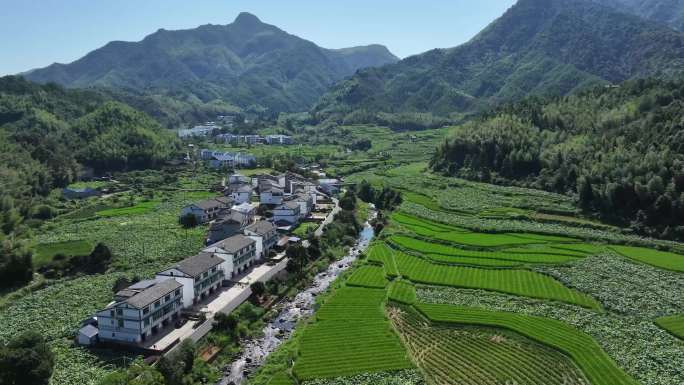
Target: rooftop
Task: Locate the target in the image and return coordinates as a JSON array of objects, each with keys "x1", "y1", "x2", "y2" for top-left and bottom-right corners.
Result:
[
  {"x1": 245, "y1": 220, "x2": 276, "y2": 236},
  {"x1": 124, "y1": 278, "x2": 183, "y2": 309},
  {"x1": 170, "y1": 252, "x2": 224, "y2": 278},
  {"x1": 212, "y1": 234, "x2": 255, "y2": 254}
]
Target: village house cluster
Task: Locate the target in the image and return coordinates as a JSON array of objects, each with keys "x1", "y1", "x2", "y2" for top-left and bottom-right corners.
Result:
[{"x1": 78, "y1": 171, "x2": 337, "y2": 348}]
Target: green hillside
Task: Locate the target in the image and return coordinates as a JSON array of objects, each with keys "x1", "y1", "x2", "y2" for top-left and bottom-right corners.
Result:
[
  {"x1": 313, "y1": 0, "x2": 684, "y2": 127},
  {"x1": 24, "y1": 12, "x2": 398, "y2": 115},
  {"x1": 594, "y1": 0, "x2": 684, "y2": 31}
]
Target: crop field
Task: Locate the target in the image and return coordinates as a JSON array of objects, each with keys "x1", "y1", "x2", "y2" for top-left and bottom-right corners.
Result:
[
  {"x1": 366, "y1": 242, "x2": 399, "y2": 278},
  {"x1": 33, "y1": 240, "x2": 95, "y2": 267},
  {"x1": 267, "y1": 373, "x2": 294, "y2": 385},
  {"x1": 389, "y1": 235, "x2": 582, "y2": 266},
  {"x1": 655, "y1": 315, "x2": 684, "y2": 340},
  {"x1": 346, "y1": 265, "x2": 388, "y2": 288},
  {"x1": 95, "y1": 200, "x2": 159, "y2": 217},
  {"x1": 391, "y1": 250, "x2": 599, "y2": 309},
  {"x1": 610, "y1": 245, "x2": 684, "y2": 272},
  {"x1": 293, "y1": 287, "x2": 412, "y2": 380},
  {"x1": 389, "y1": 306, "x2": 590, "y2": 385},
  {"x1": 414, "y1": 303, "x2": 639, "y2": 385},
  {"x1": 387, "y1": 280, "x2": 416, "y2": 305}
]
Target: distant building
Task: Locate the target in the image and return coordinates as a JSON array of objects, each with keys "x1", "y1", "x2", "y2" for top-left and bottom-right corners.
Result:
[
  {"x1": 226, "y1": 183, "x2": 253, "y2": 204},
  {"x1": 180, "y1": 197, "x2": 233, "y2": 224},
  {"x1": 62, "y1": 187, "x2": 101, "y2": 200},
  {"x1": 318, "y1": 179, "x2": 341, "y2": 195},
  {"x1": 232, "y1": 202, "x2": 256, "y2": 222},
  {"x1": 291, "y1": 193, "x2": 314, "y2": 218},
  {"x1": 156, "y1": 253, "x2": 225, "y2": 308},
  {"x1": 95, "y1": 278, "x2": 183, "y2": 344},
  {"x1": 206, "y1": 210, "x2": 251, "y2": 245},
  {"x1": 178, "y1": 124, "x2": 219, "y2": 138},
  {"x1": 244, "y1": 221, "x2": 279, "y2": 260},
  {"x1": 265, "y1": 134, "x2": 294, "y2": 145}
]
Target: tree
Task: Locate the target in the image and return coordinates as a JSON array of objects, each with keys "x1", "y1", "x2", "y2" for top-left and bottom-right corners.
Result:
[
  {"x1": 179, "y1": 213, "x2": 199, "y2": 228},
  {"x1": 0, "y1": 238, "x2": 33, "y2": 289},
  {"x1": 213, "y1": 313, "x2": 239, "y2": 335},
  {"x1": 285, "y1": 244, "x2": 309, "y2": 276},
  {"x1": 0, "y1": 331, "x2": 54, "y2": 385},
  {"x1": 112, "y1": 277, "x2": 131, "y2": 293},
  {"x1": 578, "y1": 177, "x2": 594, "y2": 210},
  {"x1": 250, "y1": 281, "x2": 266, "y2": 297}
]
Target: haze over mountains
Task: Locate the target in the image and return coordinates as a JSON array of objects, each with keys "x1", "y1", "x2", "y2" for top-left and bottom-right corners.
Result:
[
  {"x1": 313, "y1": 0, "x2": 684, "y2": 121},
  {"x1": 25, "y1": 12, "x2": 398, "y2": 113}
]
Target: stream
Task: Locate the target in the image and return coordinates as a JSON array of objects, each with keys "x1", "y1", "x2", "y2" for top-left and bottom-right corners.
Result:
[{"x1": 219, "y1": 206, "x2": 377, "y2": 385}]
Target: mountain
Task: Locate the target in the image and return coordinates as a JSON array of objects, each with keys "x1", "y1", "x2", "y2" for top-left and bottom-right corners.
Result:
[
  {"x1": 594, "y1": 0, "x2": 684, "y2": 31},
  {"x1": 24, "y1": 13, "x2": 398, "y2": 114},
  {"x1": 313, "y1": 0, "x2": 684, "y2": 125},
  {"x1": 431, "y1": 79, "x2": 684, "y2": 239}
]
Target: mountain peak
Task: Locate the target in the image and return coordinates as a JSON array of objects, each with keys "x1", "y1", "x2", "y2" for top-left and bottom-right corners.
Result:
[{"x1": 233, "y1": 12, "x2": 262, "y2": 26}]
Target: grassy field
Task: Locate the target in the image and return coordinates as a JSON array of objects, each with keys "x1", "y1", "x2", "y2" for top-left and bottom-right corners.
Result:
[
  {"x1": 293, "y1": 287, "x2": 412, "y2": 380},
  {"x1": 390, "y1": 306, "x2": 590, "y2": 385},
  {"x1": 387, "y1": 280, "x2": 416, "y2": 305},
  {"x1": 33, "y1": 240, "x2": 95, "y2": 268},
  {"x1": 346, "y1": 265, "x2": 388, "y2": 289},
  {"x1": 292, "y1": 222, "x2": 318, "y2": 237},
  {"x1": 414, "y1": 303, "x2": 639, "y2": 385},
  {"x1": 610, "y1": 245, "x2": 684, "y2": 272},
  {"x1": 367, "y1": 242, "x2": 399, "y2": 278},
  {"x1": 95, "y1": 200, "x2": 159, "y2": 217},
  {"x1": 392, "y1": 251, "x2": 599, "y2": 309},
  {"x1": 655, "y1": 315, "x2": 684, "y2": 340}
]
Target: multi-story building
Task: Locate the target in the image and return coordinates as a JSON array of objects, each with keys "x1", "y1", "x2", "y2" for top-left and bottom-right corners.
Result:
[
  {"x1": 244, "y1": 221, "x2": 278, "y2": 260},
  {"x1": 95, "y1": 278, "x2": 183, "y2": 344},
  {"x1": 259, "y1": 183, "x2": 284, "y2": 205},
  {"x1": 156, "y1": 253, "x2": 225, "y2": 308},
  {"x1": 205, "y1": 234, "x2": 257, "y2": 275},
  {"x1": 206, "y1": 210, "x2": 250, "y2": 245},
  {"x1": 273, "y1": 201, "x2": 301, "y2": 226},
  {"x1": 226, "y1": 183, "x2": 253, "y2": 204},
  {"x1": 180, "y1": 197, "x2": 233, "y2": 224}
]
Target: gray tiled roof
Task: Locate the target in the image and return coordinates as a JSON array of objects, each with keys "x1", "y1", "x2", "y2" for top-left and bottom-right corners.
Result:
[
  {"x1": 215, "y1": 234, "x2": 255, "y2": 254},
  {"x1": 172, "y1": 252, "x2": 224, "y2": 278},
  {"x1": 195, "y1": 198, "x2": 229, "y2": 210},
  {"x1": 125, "y1": 278, "x2": 182, "y2": 309},
  {"x1": 79, "y1": 324, "x2": 99, "y2": 338},
  {"x1": 245, "y1": 220, "x2": 276, "y2": 236},
  {"x1": 276, "y1": 201, "x2": 300, "y2": 210}
]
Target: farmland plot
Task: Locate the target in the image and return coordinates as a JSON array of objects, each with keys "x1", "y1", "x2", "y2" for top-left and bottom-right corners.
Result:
[
  {"x1": 655, "y1": 315, "x2": 684, "y2": 340},
  {"x1": 415, "y1": 303, "x2": 639, "y2": 385},
  {"x1": 346, "y1": 265, "x2": 388, "y2": 288},
  {"x1": 293, "y1": 287, "x2": 412, "y2": 380},
  {"x1": 389, "y1": 306, "x2": 590, "y2": 385},
  {"x1": 610, "y1": 245, "x2": 684, "y2": 272},
  {"x1": 393, "y1": 251, "x2": 599, "y2": 309},
  {"x1": 367, "y1": 242, "x2": 399, "y2": 278}
]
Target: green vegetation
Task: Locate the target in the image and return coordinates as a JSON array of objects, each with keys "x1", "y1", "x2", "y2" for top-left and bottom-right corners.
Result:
[
  {"x1": 393, "y1": 250, "x2": 598, "y2": 309},
  {"x1": 25, "y1": 13, "x2": 397, "y2": 116},
  {"x1": 390, "y1": 306, "x2": 589, "y2": 385},
  {"x1": 415, "y1": 303, "x2": 639, "y2": 385},
  {"x1": 292, "y1": 222, "x2": 318, "y2": 238},
  {"x1": 95, "y1": 200, "x2": 159, "y2": 218},
  {"x1": 33, "y1": 240, "x2": 94, "y2": 268},
  {"x1": 313, "y1": 0, "x2": 684, "y2": 126},
  {"x1": 367, "y1": 243, "x2": 399, "y2": 278},
  {"x1": 610, "y1": 245, "x2": 684, "y2": 272},
  {"x1": 0, "y1": 331, "x2": 55, "y2": 385},
  {"x1": 432, "y1": 79, "x2": 684, "y2": 241},
  {"x1": 387, "y1": 281, "x2": 416, "y2": 305},
  {"x1": 293, "y1": 287, "x2": 412, "y2": 380},
  {"x1": 346, "y1": 265, "x2": 388, "y2": 289},
  {"x1": 655, "y1": 315, "x2": 684, "y2": 340}
]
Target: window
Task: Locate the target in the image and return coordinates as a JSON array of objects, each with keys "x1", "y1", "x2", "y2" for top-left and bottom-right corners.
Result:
[
  {"x1": 175, "y1": 289, "x2": 181, "y2": 297},
  {"x1": 164, "y1": 294, "x2": 171, "y2": 302},
  {"x1": 110, "y1": 310, "x2": 115, "y2": 317},
  {"x1": 203, "y1": 272, "x2": 208, "y2": 278},
  {"x1": 118, "y1": 319, "x2": 124, "y2": 328},
  {"x1": 155, "y1": 300, "x2": 161, "y2": 308},
  {"x1": 144, "y1": 318, "x2": 150, "y2": 327},
  {"x1": 143, "y1": 307, "x2": 149, "y2": 315},
  {"x1": 116, "y1": 309, "x2": 123, "y2": 316}
]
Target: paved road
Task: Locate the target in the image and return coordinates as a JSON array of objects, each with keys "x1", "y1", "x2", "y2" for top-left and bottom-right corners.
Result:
[{"x1": 314, "y1": 197, "x2": 340, "y2": 237}]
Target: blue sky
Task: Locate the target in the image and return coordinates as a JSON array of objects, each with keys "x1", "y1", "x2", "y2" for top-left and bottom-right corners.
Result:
[{"x1": 0, "y1": 0, "x2": 516, "y2": 76}]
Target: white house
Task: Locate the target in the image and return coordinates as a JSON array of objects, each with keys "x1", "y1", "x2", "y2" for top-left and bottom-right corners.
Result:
[
  {"x1": 228, "y1": 174, "x2": 250, "y2": 185},
  {"x1": 156, "y1": 253, "x2": 225, "y2": 308},
  {"x1": 95, "y1": 278, "x2": 183, "y2": 344},
  {"x1": 260, "y1": 184, "x2": 284, "y2": 205},
  {"x1": 273, "y1": 201, "x2": 301, "y2": 226},
  {"x1": 180, "y1": 197, "x2": 233, "y2": 224},
  {"x1": 265, "y1": 134, "x2": 294, "y2": 145},
  {"x1": 205, "y1": 234, "x2": 257, "y2": 275},
  {"x1": 232, "y1": 202, "x2": 256, "y2": 222},
  {"x1": 244, "y1": 221, "x2": 278, "y2": 260},
  {"x1": 291, "y1": 193, "x2": 314, "y2": 218},
  {"x1": 227, "y1": 183, "x2": 253, "y2": 204}
]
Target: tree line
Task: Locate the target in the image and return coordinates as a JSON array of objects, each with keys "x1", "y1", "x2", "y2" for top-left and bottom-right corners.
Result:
[{"x1": 431, "y1": 79, "x2": 684, "y2": 240}]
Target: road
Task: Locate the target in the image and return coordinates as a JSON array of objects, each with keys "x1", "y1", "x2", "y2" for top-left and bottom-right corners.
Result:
[{"x1": 314, "y1": 197, "x2": 340, "y2": 237}]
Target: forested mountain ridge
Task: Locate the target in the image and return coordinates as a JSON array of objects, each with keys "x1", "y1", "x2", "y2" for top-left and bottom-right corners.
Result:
[
  {"x1": 594, "y1": 0, "x2": 684, "y2": 31},
  {"x1": 312, "y1": 0, "x2": 684, "y2": 127},
  {"x1": 431, "y1": 79, "x2": 684, "y2": 240},
  {"x1": 0, "y1": 76, "x2": 177, "y2": 213},
  {"x1": 24, "y1": 12, "x2": 398, "y2": 114}
]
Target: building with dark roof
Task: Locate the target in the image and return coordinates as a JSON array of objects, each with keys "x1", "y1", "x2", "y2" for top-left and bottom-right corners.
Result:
[
  {"x1": 95, "y1": 277, "x2": 183, "y2": 344},
  {"x1": 180, "y1": 197, "x2": 234, "y2": 224},
  {"x1": 156, "y1": 252, "x2": 226, "y2": 308},
  {"x1": 244, "y1": 220, "x2": 279, "y2": 260}
]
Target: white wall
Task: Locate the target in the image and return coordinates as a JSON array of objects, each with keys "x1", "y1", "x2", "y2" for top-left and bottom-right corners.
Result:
[
  {"x1": 247, "y1": 235, "x2": 264, "y2": 260},
  {"x1": 156, "y1": 271, "x2": 194, "y2": 309}
]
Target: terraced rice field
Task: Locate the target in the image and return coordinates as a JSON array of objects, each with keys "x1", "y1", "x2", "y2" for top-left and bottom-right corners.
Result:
[
  {"x1": 293, "y1": 287, "x2": 412, "y2": 380},
  {"x1": 388, "y1": 280, "x2": 416, "y2": 305},
  {"x1": 367, "y1": 242, "x2": 399, "y2": 278},
  {"x1": 393, "y1": 251, "x2": 599, "y2": 309},
  {"x1": 389, "y1": 235, "x2": 581, "y2": 266},
  {"x1": 415, "y1": 303, "x2": 639, "y2": 385},
  {"x1": 610, "y1": 245, "x2": 684, "y2": 272},
  {"x1": 267, "y1": 373, "x2": 294, "y2": 385},
  {"x1": 346, "y1": 265, "x2": 388, "y2": 288},
  {"x1": 390, "y1": 306, "x2": 590, "y2": 385},
  {"x1": 655, "y1": 315, "x2": 684, "y2": 339}
]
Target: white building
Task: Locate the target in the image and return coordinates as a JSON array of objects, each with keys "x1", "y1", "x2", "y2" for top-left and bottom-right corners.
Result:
[
  {"x1": 265, "y1": 134, "x2": 294, "y2": 145},
  {"x1": 291, "y1": 193, "x2": 314, "y2": 218},
  {"x1": 180, "y1": 197, "x2": 233, "y2": 224},
  {"x1": 156, "y1": 253, "x2": 225, "y2": 308},
  {"x1": 95, "y1": 278, "x2": 183, "y2": 344},
  {"x1": 232, "y1": 202, "x2": 256, "y2": 222},
  {"x1": 318, "y1": 179, "x2": 341, "y2": 195},
  {"x1": 205, "y1": 234, "x2": 257, "y2": 275},
  {"x1": 260, "y1": 184, "x2": 284, "y2": 205},
  {"x1": 227, "y1": 184, "x2": 253, "y2": 204},
  {"x1": 244, "y1": 221, "x2": 279, "y2": 260},
  {"x1": 273, "y1": 201, "x2": 301, "y2": 226}
]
